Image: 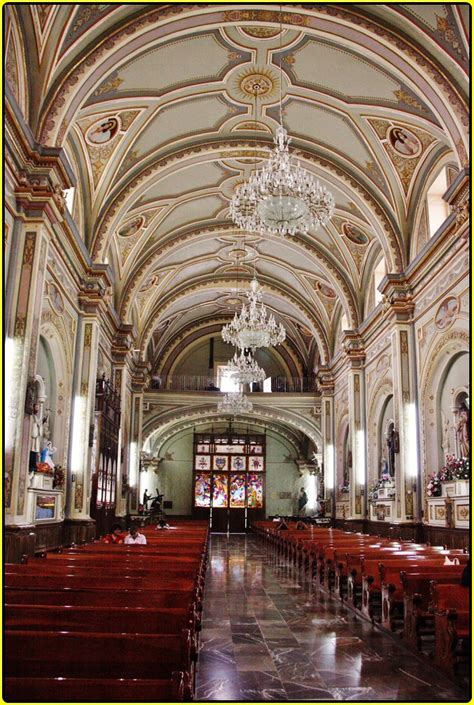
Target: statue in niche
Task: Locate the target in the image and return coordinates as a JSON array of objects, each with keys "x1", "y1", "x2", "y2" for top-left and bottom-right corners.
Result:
[
  {"x1": 441, "y1": 411, "x2": 452, "y2": 459},
  {"x1": 40, "y1": 441, "x2": 57, "y2": 470},
  {"x1": 386, "y1": 425, "x2": 399, "y2": 477},
  {"x1": 380, "y1": 456, "x2": 389, "y2": 478},
  {"x1": 456, "y1": 401, "x2": 469, "y2": 458}
]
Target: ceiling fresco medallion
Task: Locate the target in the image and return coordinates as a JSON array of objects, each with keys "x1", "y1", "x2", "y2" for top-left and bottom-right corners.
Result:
[
  {"x1": 315, "y1": 281, "x2": 336, "y2": 298},
  {"x1": 86, "y1": 116, "x2": 120, "y2": 146},
  {"x1": 117, "y1": 215, "x2": 145, "y2": 238},
  {"x1": 435, "y1": 297, "x2": 459, "y2": 330},
  {"x1": 342, "y1": 222, "x2": 369, "y2": 245},
  {"x1": 230, "y1": 66, "x2": 280, "y2": 103},
  {"x1": 387, "y1": 126, "x2": 422, "y2": 158}
]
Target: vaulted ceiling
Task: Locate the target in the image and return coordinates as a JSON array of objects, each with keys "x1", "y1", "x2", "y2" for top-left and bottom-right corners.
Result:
[{"x1": 7, "y1": 4, "x2": 469, "y2": 371}]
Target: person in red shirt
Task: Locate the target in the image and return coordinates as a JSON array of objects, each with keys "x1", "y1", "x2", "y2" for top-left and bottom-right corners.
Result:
[{"x1": 102, "y1": 523, "x2": 126, "y2": 544}]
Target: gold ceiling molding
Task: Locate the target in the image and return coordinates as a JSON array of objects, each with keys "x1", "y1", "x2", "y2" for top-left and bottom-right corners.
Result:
[
  {"x1": 137, "y1": 275, "x2": 331, "y2": 366},
  {"x1": 118, "y1": 222, "x2": 359, "y2": 330},
  {"x1": 90, "y1": 138, "x2": 402, "y2": 273},
  {"x1": 35, "y1": 3, "x2": 467, "y2": 171}
]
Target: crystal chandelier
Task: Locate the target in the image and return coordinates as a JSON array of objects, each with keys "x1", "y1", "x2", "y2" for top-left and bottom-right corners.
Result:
[
  {"x1": 227, "y1": 349, "x2": 266, "y2": 385},
  {"x1": 217, "y1": 391, "x2": 253, "y2": 415},
  {"x1": 229, "y1": 11, "x2": 334, "y2": 236},
  {"x1": 230, "y1": 125, "x2": 335, "y2": 236},
  {"x1": 222, "y1": 277, "x2": 286, "y2": 351}
]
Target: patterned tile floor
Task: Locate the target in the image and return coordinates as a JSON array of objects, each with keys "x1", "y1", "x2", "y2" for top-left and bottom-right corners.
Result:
[{"x1": 195, "y1": 534, "x2": 469, "y2": 702}]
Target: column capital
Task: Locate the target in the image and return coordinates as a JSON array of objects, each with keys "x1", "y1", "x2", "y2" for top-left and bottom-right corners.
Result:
[
  {"x1": 78, "y1": 265, "x2": 113, "y2": 315},
  {"x1": 131, "y1": 359, "x2": 151, "y2": 392},
  {"x1": 342, "y1": 332, "x2": 365, "y2": 367},
  {"x1": 444, "y1": 167, "x2": 469, "y2": 229},
  {"x1": 15, "y1": 171, "x2": 67, "y2": 224},
  {"x1": 112, "y1": 324, "x2": 135, "y2": 365},
  {"x1": 379, "y1": 274, "x2": 415, "y2": 321},
  {"x1": 316, "y1": 368, "x2": 335, "y2": 395}
]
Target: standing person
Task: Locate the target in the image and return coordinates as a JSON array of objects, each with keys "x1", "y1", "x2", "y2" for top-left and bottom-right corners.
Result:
[
  {"x1": 103, "y1": 523, "x2": 126, "y2": 544},
  {"x1": 124, "y1": 525, "x2": 147, "y2": 545},
  {"x1": 298, "y1": 487, "x2": 308, "y2": 516}
]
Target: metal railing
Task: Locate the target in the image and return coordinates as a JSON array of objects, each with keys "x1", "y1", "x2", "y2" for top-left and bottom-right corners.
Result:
[{"x1": 149, "y1": 375, "x2": 316, "y2": 393}]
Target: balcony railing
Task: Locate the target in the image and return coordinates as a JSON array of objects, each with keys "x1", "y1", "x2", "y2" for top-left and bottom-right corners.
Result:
[{"x1": 149, "y1": 375, "x2": 316, "y2": 393}]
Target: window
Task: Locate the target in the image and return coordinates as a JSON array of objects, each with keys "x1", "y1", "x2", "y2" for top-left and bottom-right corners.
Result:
[
  {"x1": 427, "y1": 168, "x2": 449, "y2": 237},
  {"x1": 374, "y1": 257, "x2": 386, "y2": 305},
  {"x1": 216, "y1": 365, "x2": 240, "y2": 392}
]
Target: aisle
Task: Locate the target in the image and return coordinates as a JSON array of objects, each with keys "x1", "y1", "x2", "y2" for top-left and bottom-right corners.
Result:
[{"x1": 196, "y1": 534, "x2": 465, "y2": 701}]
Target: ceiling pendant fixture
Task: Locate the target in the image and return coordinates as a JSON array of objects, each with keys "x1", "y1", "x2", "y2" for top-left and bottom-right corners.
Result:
[
  {"x1": 221, "y1": 276, "x2": 286, "y2": 351},
  {"x1": 227, "y1": 349, "x2": 266, "y2": 385},
  {"x1": 217, "y1": 391, "x2": 253, "y2": 415},
  {"x1": 229, "y1": 10, "x2": 334, "y2": 236}
]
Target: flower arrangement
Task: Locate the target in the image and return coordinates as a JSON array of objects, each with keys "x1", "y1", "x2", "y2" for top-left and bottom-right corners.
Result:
[
  {"x1": 426, "y1": 474, "x2": 442, "y2": 497},
  {"x1": 439, "y1": 454, "x2": 469, "y2": 481},
  {"x1": 53, "y1": 465, "x2": 65, "y2": 490},
  {"x1": 339, "y1": 482, "x2": 350, "y2": 494},
  {"x1": 35, "y1": 462, "x2": 54, "y2": 475}
]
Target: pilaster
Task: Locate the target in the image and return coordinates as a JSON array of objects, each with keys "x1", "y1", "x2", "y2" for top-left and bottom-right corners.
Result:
[
  {"x1": 343, "y1": 335, "x2": 367, "y2": 520},
  {"x1": 318, "y1": 370, "x2": 335, "y2": 519},
  {"x1": 381, "y1": 276, "x2": 421, "y2": 522}
]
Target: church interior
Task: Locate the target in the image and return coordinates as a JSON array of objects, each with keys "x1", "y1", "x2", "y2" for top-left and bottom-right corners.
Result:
[{"x1": 4, "y1": 3, "x2": 470, "y2": 702}]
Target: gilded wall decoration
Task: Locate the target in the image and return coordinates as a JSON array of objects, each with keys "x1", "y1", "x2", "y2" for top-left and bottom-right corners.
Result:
[{"x1": 47, "y1": 281, "x2": 65, "y2": 315}]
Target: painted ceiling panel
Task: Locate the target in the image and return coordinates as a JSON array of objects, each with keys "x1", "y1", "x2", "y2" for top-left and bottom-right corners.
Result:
[
  {"x1": 132, "y1": 96, "x2": 233, "y2": 158},
  {"x1": 138, "y1": 163, "x2": 227, "y2": 204},
  {"x1": 289, "y1": 39, "x2": 400, "y2": 102},
  {"x1": 155, "y1": 195, "x2": 224, "y2": 238}
]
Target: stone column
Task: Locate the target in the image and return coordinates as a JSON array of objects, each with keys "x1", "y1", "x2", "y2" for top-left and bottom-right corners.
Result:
[
  {"x1": 128, "y1": 361, "x2": 150, "y2": 516},
  {"x1": 5, "y1": 222, "x2": 49, "y2": 527},
  {"x1": 319, "y1": 372, "x2": 335, "y2": 519},
  {"x1": 112, "y1": 325, "x2": 134, "y2": 518},
  {"x1": 344, "y1": 336, "x2": 367, "y2": 521},
  {"x1": 64, "y1": 270, "x2": 112, "y2": 543},
  {"x1": 382, "y1": 277, "x2": 421, "y2": 522}
]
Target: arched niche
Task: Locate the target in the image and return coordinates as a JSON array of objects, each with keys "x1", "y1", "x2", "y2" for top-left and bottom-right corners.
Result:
[
  {"x1": 420, "y1": 332, "x2": 469, "y2": 493},
  {"x1": 367, "y1": 379, "x2": 393, "y2": 487},
  {"x1": 37, "y1": 323, "x2": 73, "y2": 469},
  {"x1": 335, "y1": 415, "x2": 350, "y2": 497},
  {"x1": 379, "y1": 396, "x2": 395, "y2": 479},
  {"x1": 437, "y1": 353, "x2": 469, "y2": 465}
]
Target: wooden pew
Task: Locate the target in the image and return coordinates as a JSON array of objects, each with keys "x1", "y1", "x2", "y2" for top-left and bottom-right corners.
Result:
[
  {"x1": 402, "y1": 569, "x2": 465, "y2": 650},
  {"x1": 5, "y1": 630, "x2": 194, "y2": 693},
  {"x1": 431, "y1": 582, "x2": 470, "y2": 677},
  {"x1": 4, "y1": 674, "x2": 191, "y2": 702},
  {"x1": 4, "y1": 572, "x2": 198, "y2": 592}
]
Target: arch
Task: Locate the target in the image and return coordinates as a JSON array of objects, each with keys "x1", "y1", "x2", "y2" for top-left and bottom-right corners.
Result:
[
  {"x1": 419, "y1": 330, "x2": 469, "y2": 505},
  {"x1": 38, "y1": 6, "x2": 467, "y2": 164}
]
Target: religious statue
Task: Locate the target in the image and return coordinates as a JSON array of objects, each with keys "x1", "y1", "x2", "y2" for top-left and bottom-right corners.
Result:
[
  {"x1": 40, "y1": 441, "x2": 57, "y2": 470},
  {"x1": 31, "y1": 403, "x2": 45, "y2": 454},
  {"x1": 297, "y1": 487, "x2": 308, "y2": 516},
  {"x1": 380, "y1": 457, "x2": 389, "y2": 478},
  {"x1": 142, "y1": 489, "x2": 152, "y2": 511},
  {"x1": 386, "y1": 426, "x2": 399, "y2": 477},
  {"x1": 456, "y1": 402, "x2": 469, "y2": 458},
  {"x1": 441, "y1": 411, "x2": 451, "y2": 459}
]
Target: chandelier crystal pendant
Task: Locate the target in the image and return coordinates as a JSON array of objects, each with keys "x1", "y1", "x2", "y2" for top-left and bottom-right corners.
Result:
[
  {"x1": 230, "y1": 124, "x2": 335, "y2": 236},
  {"x1": 221, "y1": 277, "x2": 286, "y2": 351},
  {"x1": 217, "y1": 391, "x2": 253, "y2": 415},
  {"x1": 227, "y1": 349, "x2": 266, "y2": 385}
]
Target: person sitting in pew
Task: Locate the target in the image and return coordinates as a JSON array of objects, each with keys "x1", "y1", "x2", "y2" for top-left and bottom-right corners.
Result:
[
  {"x1": 102, "y1": 523, "x2": 126, "y2": 544},
  {"x1": 275, "y1": 518, "x2": 289, "y2": 531},
  {"x1": 156, "y1": 519, "x2": 170, "y2": 530},
  {"x1": 460, "y1": 558, "x2": 470, "y2": 587},
  {"x1": 124, "y1": 525, "x2": 147, "y2": 545}
]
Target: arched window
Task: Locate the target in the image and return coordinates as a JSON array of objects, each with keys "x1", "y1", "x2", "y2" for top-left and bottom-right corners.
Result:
[
  {"x1": 373, "y1": 256, "x2": 386, "y2": 305},
  {"x1": 427, "y1": 168, "x2": 449, "y2": 237}
]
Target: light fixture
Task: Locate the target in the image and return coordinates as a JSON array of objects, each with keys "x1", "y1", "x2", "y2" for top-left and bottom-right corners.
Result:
[
  {"x1": 217, "y1": 391, "x2": 253, "y2": 415},
  {"x1": 221, "y1": 276, "x2": 286, "y2": 351},
  {"x1": 227, "y1": 349, "x2": 266, "y2": 385},
  {"x1": 229, "y1": 10, "x2": 334, "y2": 236}
]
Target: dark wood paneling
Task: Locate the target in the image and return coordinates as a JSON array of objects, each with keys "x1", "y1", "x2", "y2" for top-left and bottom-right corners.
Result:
[{"x1": 61, "y1": 519, "x2": 96, "y2": 546}]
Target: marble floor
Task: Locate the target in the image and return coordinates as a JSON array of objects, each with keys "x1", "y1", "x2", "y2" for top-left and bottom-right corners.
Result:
[{"x1": 195, "y1": 534, "x2": 469, "y2": 702}]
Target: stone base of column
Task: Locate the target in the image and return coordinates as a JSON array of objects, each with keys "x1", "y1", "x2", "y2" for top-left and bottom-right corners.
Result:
[{"x1": 62, "y1": 518, "x2": 96, "y2": 546}]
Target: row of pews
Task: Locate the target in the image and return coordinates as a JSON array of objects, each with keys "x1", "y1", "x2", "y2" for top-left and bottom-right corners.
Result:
[
  {"x1": 252, "y1": 521, "x2": 470, "y2": 680},
  {"x1": 5, "y1": 521, "x2": 209, "y2": 702}
]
